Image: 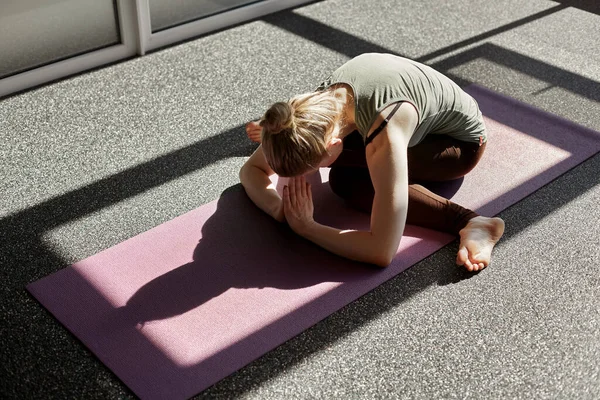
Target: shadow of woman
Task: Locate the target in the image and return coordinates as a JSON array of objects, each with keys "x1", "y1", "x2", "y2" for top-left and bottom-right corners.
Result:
[{"x1": 116, "y1": 175, "x2": 378, "y2": 326}]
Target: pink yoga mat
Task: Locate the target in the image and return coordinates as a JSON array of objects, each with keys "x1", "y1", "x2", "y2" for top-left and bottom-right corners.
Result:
[{"x1": 27, "y1": 86, "x2": 600, "y2": 399}]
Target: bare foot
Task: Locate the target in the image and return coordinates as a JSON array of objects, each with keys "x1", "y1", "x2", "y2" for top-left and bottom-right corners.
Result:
[
  {"x1": 456, "y1": 216, "x2": 505, "y2": 272},
  {"x1": 246, "y1": 120, "x2": 262, "y2": 143}
]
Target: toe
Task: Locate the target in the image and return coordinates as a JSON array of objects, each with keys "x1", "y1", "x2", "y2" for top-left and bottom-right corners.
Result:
[
  {"x1": 464, "y1": 258, "x2": 474, "y2": 271},
  {"x1": 456, "y1": 246, "x2": 468, "y2": 266}
]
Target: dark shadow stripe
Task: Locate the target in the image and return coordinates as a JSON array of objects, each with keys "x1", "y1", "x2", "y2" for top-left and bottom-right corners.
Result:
[
  {"x1": 263, "y1": 12, "x2": 407, "y2": 59},
  {"x1": 554, "y1": 0, "x2": 600, "y2": 15},
  {"x1": 430, "y1": 43, "x2": 600, "y2": 103},
  {"x1": 0, "y1": 126, "x2": 257, "y2": 234},
  {"x1": 415, "y1": 4, "x2": 568, "y2": 62},
  {"x1": 264, "y1": 5, "x2": 567, "y2": 65}
]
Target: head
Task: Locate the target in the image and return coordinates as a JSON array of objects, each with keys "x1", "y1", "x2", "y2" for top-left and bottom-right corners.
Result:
[{"x1": 260, "y1": 91, "x2": 345, "y2": 177}]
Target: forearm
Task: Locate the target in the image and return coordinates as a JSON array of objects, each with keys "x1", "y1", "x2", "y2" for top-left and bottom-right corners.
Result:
[
  {"x1": 240, "y1": 165, "x2": 284, "y2": 222},
  {"x1": 299, "y1": 222, "x2": 395, "y2": 267}
]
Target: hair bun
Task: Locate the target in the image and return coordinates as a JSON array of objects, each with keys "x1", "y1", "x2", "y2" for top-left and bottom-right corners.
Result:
[{"x1": 261, "y1": 102, "x2": 294, "y2": 134}]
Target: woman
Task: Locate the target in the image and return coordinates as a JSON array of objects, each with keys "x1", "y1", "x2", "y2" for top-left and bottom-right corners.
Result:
[{"x1": 240, "y1": 53, "x2": 504, "y2": 270}]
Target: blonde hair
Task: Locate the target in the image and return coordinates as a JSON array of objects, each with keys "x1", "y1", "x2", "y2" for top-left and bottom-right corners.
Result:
[{"x1": 260, "y1": 91, "x2": 345, "y2": 177}]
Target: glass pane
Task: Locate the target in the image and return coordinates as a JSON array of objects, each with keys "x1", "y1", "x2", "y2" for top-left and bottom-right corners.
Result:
[
  {"x1": 149, "y1": 0, "x2": 261, "y2": 32},
  {"x1": 0, "y1": 0, "x2": 120, "y2": 79}
]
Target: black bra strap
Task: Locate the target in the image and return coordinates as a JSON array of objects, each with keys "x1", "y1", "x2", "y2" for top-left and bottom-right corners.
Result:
[{"x1": 365, "y1": 102, "x2": 403, "y2": 146}]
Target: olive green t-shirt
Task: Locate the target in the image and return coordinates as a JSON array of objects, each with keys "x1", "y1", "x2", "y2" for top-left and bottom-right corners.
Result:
[{"x1": 317, "y1": 53, "x2": 486, "y2": 147}]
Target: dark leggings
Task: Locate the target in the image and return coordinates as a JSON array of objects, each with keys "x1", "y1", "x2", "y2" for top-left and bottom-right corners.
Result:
[{"x1": 328, "y1": 131, "x2": 485, "y2": 235}]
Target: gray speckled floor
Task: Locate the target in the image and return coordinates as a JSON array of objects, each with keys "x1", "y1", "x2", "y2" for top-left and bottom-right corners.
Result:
[{"x1": 1, "y1": 0, "x2": 599, "y2": 399}]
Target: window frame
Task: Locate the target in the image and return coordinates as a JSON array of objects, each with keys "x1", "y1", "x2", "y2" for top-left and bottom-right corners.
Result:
[
  {"x1": 0, "y1": 0, "x2": 315, "y2": 98},
  {"x1": 0, "y1": 0, "x2": 138, "y2": 98},
  {"x1": 136, "y1": 0, "x2": 314, "y2": 55}
]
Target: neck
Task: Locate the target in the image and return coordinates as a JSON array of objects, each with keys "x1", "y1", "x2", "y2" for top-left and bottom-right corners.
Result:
[{"x1": 330, "y1": 84, "x2": 357, "y2": 137}]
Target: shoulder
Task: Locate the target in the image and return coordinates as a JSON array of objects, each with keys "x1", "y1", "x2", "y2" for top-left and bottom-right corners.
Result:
[
  {"x1": 241, "y1": 144, "x2": 274, "y2": 176},
  {"x1": 366, "y1": 102, "x2": 418, "y2": 151}
]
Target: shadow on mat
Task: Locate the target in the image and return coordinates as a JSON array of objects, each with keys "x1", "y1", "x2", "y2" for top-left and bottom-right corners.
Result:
[
  {"x1": 117, "y1": 169, "x2": 465, "y2": 325},
  {"x1": 117, "y1": 180, "x2": 378, "y2": 325}
]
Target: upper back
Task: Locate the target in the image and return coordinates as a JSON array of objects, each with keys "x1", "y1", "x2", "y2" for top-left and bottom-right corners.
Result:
[{"x1": 317, "y1": 53, "x2": 467, "y2": 142}]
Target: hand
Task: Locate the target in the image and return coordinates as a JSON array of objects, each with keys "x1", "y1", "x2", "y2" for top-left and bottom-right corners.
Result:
[
  {"x1": 245, "y1": 120, "x2": 262, "y2": 143},
  {"x1": 283, "y1": 176, "x2": 315, "y2": 235}
]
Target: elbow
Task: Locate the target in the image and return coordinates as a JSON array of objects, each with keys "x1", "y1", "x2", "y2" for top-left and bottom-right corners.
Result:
[
  {"x1": 239, "y1": 163, "x2": 262, "y2": 189},
  {"x1": 239, "y1": 164, "x2": 249, "y2": 187},
  {"x1": 369, "y1": 240, "x2": 399, "y2": 268},
  {"x1": 372, "y1": 255, "x2": 393, "y2": 268},
  {"x1": 370, "y1": 249, "x2": 396, "y2": 268}
]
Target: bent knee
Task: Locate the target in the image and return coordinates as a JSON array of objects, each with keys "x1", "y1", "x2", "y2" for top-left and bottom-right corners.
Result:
[
  {"x1": 328, "y1": 167, "x2": 354, "y2": 200},
  {"x1": 328, "y1": 167, "x2": 374, "y2": 214}
]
